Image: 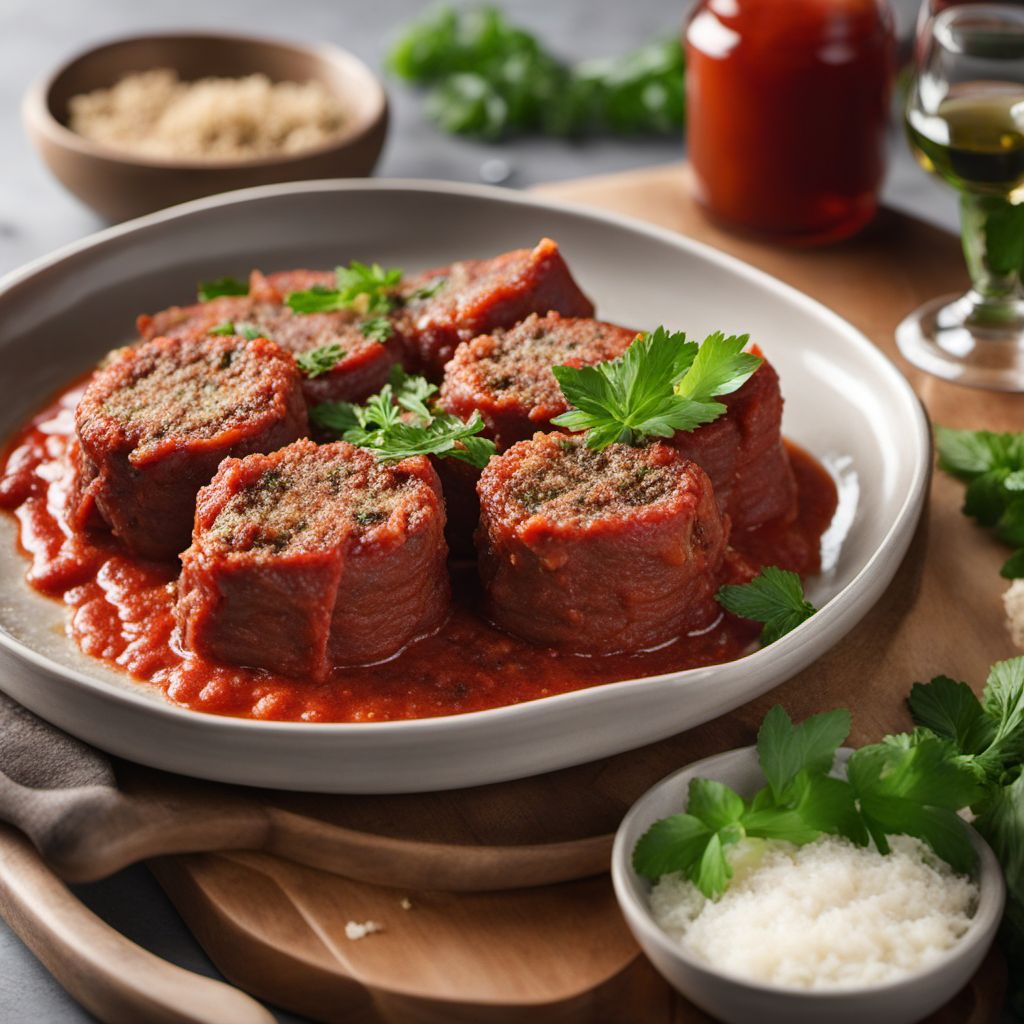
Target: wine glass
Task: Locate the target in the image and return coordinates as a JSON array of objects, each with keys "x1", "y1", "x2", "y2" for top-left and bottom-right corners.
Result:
[{"x1": 897, "y1": 4, "x2": 1024, "y2": 391}]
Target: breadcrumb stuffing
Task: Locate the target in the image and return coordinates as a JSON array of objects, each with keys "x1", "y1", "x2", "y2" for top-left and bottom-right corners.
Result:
[
  {"x1": 1004, "y1": 579, "x2": 1024, "y2": 650},
  {"x1": 344, "y1": 920, "x2": 384, "y2": 940}
]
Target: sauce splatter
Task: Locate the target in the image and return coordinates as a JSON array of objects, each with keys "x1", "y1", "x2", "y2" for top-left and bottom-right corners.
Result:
[{"x1": 0, "y1": 383, "x2": 837, "y2": 723}]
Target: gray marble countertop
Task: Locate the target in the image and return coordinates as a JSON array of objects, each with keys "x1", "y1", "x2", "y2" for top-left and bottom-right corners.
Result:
[{"x1": 0, "y1": 1, "x2": 962, "y2": 1022}]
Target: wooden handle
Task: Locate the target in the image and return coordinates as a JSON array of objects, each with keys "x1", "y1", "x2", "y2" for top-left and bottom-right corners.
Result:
[
  {"x1": 0, "y1": 822, "x2": 275, "y2": 1024},
  {"x1": 0, "y1": 693, "x2": 270, "y2": 881}
]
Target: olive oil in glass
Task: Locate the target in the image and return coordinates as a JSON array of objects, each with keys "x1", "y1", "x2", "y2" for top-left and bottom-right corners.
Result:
[
  {"x1": 897, "y1": 5, "x2": 1024, "y2": 391},
  {"x1": 907, "y1": 84, "x2": 1024, "y2": 199}
]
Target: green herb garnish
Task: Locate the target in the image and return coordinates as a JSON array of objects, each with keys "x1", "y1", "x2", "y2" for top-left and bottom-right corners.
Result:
[
  {"x1": 359, "y1": 317, "x2": 394, "y2": 342},
  {"x1": 387, "y1": 6, "x2": 684, "y2": 140},
  {"x1": 296, "y1": 343, "x2": 346, "y2": 379},
  {"x1": 408, "y1": 276, "x2": 448, "y2": 301},
  {"x1": 197, "y1": 276, "x2": 248, "y2": 302},
  {"x1": 310, "y1": 366, "x2": 496, "y2": 469},
  {"x1": 633, "y1": 700, "x2": 983, "y2": 898},
  {"x1": 935, "y1": 425, "x2": 1024, "y2": 577},
  {"x1": 208, "y1": 321, "x2": 263, "y2": 340},
  {"x1": 716, "y1": 566, "x2": 817, "y2": 645},
  {"x1": 287, "y1": 262, "x2": 404, "y2": 315},
  {"x1": 551, "y1": 328, "x2": 762, "y2": 452},
  {"x1": 634, "y1": 707, "x2": 871, "y2": 898}
]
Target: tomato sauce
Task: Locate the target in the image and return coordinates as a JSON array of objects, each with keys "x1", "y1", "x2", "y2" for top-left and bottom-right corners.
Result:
[{"x1": 0, "y1": 382, "x2": 837, "y2": 723}]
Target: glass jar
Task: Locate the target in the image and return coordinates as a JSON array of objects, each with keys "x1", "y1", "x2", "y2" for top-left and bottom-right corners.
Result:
[{"x1": 685, "y1": 0, "x2": 896, "y2": 244}]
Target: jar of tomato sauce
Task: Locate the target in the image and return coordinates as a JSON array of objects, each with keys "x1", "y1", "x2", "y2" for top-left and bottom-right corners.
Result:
[{"x1": 685, "y1": 0, "x2": 895, "y2": 244}]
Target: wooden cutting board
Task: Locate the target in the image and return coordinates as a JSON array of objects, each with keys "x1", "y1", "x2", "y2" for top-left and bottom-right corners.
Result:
[{"x1": 140, "y1": 164, "x2": 1017, "y2": 1023}]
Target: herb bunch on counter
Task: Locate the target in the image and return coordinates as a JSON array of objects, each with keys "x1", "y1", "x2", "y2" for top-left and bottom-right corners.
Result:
[
  {"x1": 936, "y1": 426, "x2": 1024, "y2": 578},
  {"x1": 387, "y1": 5, "x2": 685, "y2": 140}
]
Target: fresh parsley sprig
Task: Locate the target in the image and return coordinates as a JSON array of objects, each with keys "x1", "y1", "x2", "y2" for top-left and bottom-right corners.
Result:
[
  {"x1": 551, "y1": 327, "x2": 762, "y2": 451},
  {"x1": 360, "y1": 317, "x2": 394, "y2": 342},
  {"x1": 287, "y1": 262, "x2": 404, "y2": 315},
  {"x1": 935, "y1": 426, "x2": 1024, "y2": 578},
  {"x1": 906, "y1": 657, "x2": 1024, "y2": 998},
  {"x1": 408, "y1": 276, "x2": 447, "y2": 301},
  {"x1": 296, "y1": 343, "x2": 346, "y2": 379},
  {"x1": 633, "y1": 700, "x2": 984, "y2": 899},
  {"x1": 716, "y1": 567, "x2": 817, "y2": 645},
  {"x1": 387, "y1": 6, "x2": 684, "y2": 140},
  {"x1": 310, "y1": 366, "x2": 496, "y2": 469},
  {"x1": 197, "y1": 276, "x2": 248, "y2": 302},
  {"x1": 208, "y1": 321, "x2": 264, "y2": 341}
]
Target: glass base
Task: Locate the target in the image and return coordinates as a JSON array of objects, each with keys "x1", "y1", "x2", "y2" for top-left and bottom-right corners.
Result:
[{"x1": 896, "y1": 291, "x2": 1024, "y2": 392}]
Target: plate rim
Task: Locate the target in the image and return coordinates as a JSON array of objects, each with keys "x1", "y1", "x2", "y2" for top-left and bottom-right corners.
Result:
[{"x1": 0, "y1": 177, "x2": 931, "y2": 737}]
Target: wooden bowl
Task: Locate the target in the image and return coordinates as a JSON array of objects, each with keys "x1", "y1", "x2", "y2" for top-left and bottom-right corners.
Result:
[{"x1": 22, "y1": 32, "x2": 389, "y2": 222}]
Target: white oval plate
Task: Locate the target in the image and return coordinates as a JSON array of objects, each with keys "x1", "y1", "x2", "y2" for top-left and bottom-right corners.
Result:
[{"x1": 0, "y1": 180, "x2": 928, "y2": 793}]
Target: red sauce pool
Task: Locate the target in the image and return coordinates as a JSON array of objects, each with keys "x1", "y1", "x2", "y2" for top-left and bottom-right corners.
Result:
[{"x1": 0, "y1": 383, "x2": 837, "y2": 723}]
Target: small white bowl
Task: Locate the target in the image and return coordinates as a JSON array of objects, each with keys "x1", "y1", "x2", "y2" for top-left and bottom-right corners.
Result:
[{"x1": 611, "y1": 746, "x2": 1006, "y2": 1024}]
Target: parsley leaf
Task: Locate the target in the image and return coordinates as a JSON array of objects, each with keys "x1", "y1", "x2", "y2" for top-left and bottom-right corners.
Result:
[
  {"x1": 688, "y1": 777, "x2": 745, "y2": 832},
  {"x1": 295, "y1": 343, "x2": 346, "y2": 379},
  {"x1": 408, "y1": 276, "x2": 447, "y2": 301},
  {"x1": 309, "y1": 400, "x2": 360, "y2": 436},
  {"x1": 633, "y1": 777, "x2": 745, "y2": 898},
  {"x1": 360, "y1": 317, "x2": 394, "y2": 342},
  {"x1": 197, "y1": 276, "x2": 248, "y2": 302},
  {"x1": 756, "y1": 705, "x2": 851, "y2": 801},
  {"x1": 935, "y1": 426, "x2": 1024, "y2": 575},
  {"x1": 387, "y1": 6, "x2": 684, "y2": 139},
  {"x1": 287, "y1": 262, "x2": 404, "y2": 315},
  {"x1": 908, "y1": 675, "x2": 995, "y2": 757},
  {"x1": 311, "y1": 370, "x2": 496, "y2": 470},
  {"x1": 389, "y1": 365, "x2": 438, "y2": 423},
  {"x1": 632, "y1": 813, "x2": 714, "y2": 881},
  {"x1": 551, "y1": 327, "x2": 761, "y2": 451},
  {"x1": 209, "y1": 320, "x2": 263, "y2": 340},
  {"x1": 716, "y1": 566, "x2": 817, "y2": 645},
  {"x1": 981, "y1": 657, "x2": 1024, "y2": 769},
  {"x1": 846, "y1": 737, "x2": 982, "y2": 872},
  {"x1": 1003, "y1": 548, "x2": 1024, "y2": 580},
  {"x1": 674, "y1": 331, "x2": 761, "y2": 402}
]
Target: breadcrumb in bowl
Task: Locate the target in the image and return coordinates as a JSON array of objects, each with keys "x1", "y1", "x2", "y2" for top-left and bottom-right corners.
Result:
[
  {"x1": 69, "y1": 69, "x2": 349, "y2": 162},
  {"x1": 23, "y1": 32, "x2": 388, "y2": 220}
]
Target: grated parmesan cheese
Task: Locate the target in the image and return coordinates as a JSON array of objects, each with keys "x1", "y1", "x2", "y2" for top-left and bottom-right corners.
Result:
[
  {"x1": 1004, "y1": 578, "x2": 1024, "y2": 650},
  {"x1": 344, "y1": 920, "x2": 384, "y2": 941},
  {"x1": 649, "y1": 835, "x2": 978, "y2": 990},
  {"x1": 68, "y1": 69, "x2": 347, "y2": 162}
]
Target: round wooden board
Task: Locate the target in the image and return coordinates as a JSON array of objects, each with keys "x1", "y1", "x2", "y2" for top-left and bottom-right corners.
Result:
[{"x1": 151, "y1": 850, "x2": 1008, "y2": 1024}]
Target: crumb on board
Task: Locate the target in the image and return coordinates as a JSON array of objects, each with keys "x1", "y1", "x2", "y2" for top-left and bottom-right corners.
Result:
[
  {"x1": 400, "y1": 897, "x2": 413, "y2": 910},
  {"x1": 1004, "y1": 579, "x2": 1024, "y2": 650},
  {"x1": 344, "y1": 920, "x2": 384, "y2": 940}
]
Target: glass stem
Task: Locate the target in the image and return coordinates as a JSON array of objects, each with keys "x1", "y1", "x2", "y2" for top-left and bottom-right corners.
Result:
[{"x1": 959, "y1": 192, "x2": 1023, "y2": 326}]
